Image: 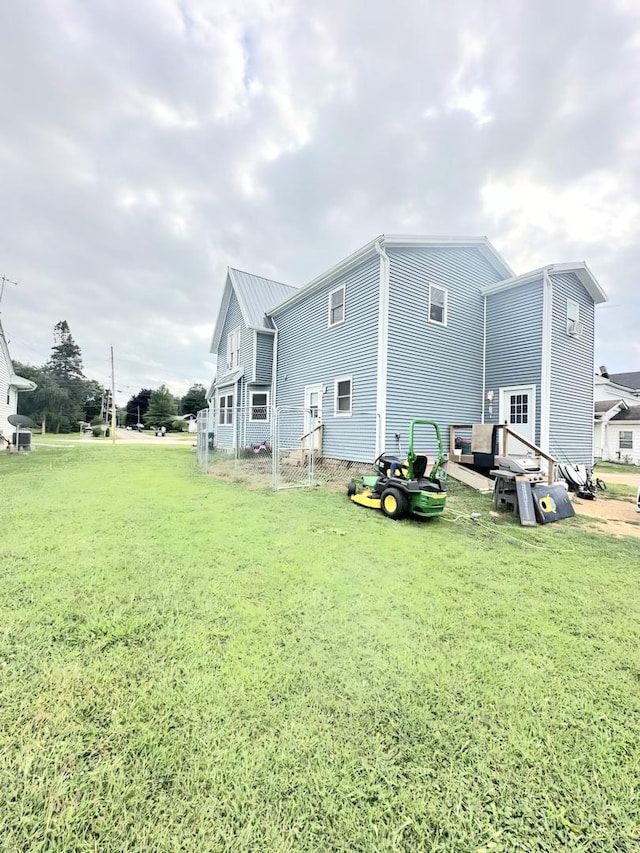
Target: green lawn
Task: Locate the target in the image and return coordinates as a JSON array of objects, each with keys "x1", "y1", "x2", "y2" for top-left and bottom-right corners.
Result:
[{"x1": 1, "y1": 446, "x2": 639, "y2": 852}]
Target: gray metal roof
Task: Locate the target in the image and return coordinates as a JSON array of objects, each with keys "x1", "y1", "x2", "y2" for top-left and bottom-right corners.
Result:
[{"x1": 229, "y1": 269, "x2": 297, "y2": 329}]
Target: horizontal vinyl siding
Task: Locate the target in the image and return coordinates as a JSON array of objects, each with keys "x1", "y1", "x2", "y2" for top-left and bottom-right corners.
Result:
[
  {"x1": 548, "y1": 272, "x2": 595, "y2": 466},
  {"x1": 255, "y1": 333, "x2": 274, "y2": 384},
  {"x1": 272, "y1": 255, "x2": 380, "y2": 462},
  {"x1": 600, "y1": 421, "x2": 640, "y2": 464},
  {"x1": 0, "y1": 345, "x2": 12, "y2": 438},
  {"x1": 245, "y1": 385, "x2": 272, "y2": 445},
  {"x1": 485, "y1": 279, "x2": 544, "y2": 444},
  {"x1": 216, "y1": 291, "x2": 253, "y2": 380},
  {"x1": 386, "y1": 246, "x2": 504, "y2": 456}
]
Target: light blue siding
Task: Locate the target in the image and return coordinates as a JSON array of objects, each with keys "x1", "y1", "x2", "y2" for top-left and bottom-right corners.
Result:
[
  {"x1": 484, "y1": 278, "x2": 544, "y2": 443},
  {"x1": 245, "y1": 385, "x2": 272, "y2": 446},
  {"x1": 386, "y1": 247, "x2": 504, "y2": 455},
  {"x1": 272, "y1": 255, "x2": 380, "y2": 462},
  {"x1": 255, "y1": 332, "x2": 274, "y2": 384},
  {"x1": 548, "y1": 272, "x2": 595, "y2": 465}
]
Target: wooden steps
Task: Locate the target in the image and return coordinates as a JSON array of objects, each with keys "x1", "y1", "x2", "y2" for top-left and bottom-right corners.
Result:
[{"x1": 445, "y1": 460, "x2": 494, "y2": 493}]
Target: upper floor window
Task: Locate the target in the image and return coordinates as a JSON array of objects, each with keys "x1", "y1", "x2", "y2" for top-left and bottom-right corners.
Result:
[
  {"x1": 566, "y1": 299, "x2": 581, "y2": 336},
  {"x1": 226, "y1": 327, "x2": 241, "y2": 369},
  {"x1": 334, "y1": 376, "x2": 352, "y2": 416},
  {"x1": 250, "y1": 391, "x2": 269, "y2": 422},
  {"x1": 428, "y1": 284, "x2": 447, "y2": 325},
  {"x1": 619, "y1": 430, "x2": 633, "y2": 450},
  {"x1": 328, "y1": 285, "x2": 345, "y2": 327}
]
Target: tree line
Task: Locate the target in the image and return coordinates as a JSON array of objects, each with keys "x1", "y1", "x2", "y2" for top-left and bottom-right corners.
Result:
[{"x1": 16, "y1": 320, "x2": 208, "y2": 433}]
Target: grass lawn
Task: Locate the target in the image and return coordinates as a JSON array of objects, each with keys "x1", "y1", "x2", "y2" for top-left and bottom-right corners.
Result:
[{"x1": 1, "y1": 445, "x2": 639, "y2": 852}]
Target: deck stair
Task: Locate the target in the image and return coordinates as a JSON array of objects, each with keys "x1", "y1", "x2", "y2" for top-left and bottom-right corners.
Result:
[{"x1": 445, "y1": 460, "x2": 494, "y2": 493}]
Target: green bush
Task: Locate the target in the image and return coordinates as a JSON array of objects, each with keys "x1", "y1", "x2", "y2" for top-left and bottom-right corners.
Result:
[{"x1": 92, "y1": 426, "x2": 103, "y2": 437}]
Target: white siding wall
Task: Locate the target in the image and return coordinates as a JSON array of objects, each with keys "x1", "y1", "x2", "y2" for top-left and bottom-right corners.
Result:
[
  {"x1": 596, "y1": 420, "x2": 640, "y2": 465},
  {"x1": 0, "y1": 345, "x2": 15, "y2": 440}
]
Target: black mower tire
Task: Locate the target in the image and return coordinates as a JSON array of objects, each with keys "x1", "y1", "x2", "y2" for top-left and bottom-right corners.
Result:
[
  {"x1": 596, "y1": 478, "x2": 607, "y2": 491},
  {"x1": 347, "y1": 480, "x2": 357, "y2": 497},
  {"x1": 380, "y1": 487, "x2": 408, "y2": 520}
]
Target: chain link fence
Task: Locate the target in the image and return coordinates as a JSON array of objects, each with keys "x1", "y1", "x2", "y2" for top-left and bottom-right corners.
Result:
[{"x1": 195, "y1": 405, "x2": 379, "y2": 490}]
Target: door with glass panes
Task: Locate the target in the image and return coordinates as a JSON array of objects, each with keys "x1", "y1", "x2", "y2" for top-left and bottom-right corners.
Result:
[{"x1": 499, "y1": 385, "x2": 536, "y2": 455}]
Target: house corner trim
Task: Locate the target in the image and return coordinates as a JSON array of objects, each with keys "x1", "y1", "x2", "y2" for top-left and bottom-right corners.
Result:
[
  {"x1": 540, "y1": 269, "x2": 553, "y2": 453},
  {"x1": 374, "y1": 239, "x2": 390, "y2": 456}
]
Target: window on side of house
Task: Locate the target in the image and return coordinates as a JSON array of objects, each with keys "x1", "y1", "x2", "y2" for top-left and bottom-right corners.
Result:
[
  {"x1": 226, "y1": 327, "x2": 241, "y2": 369},
  {"x1": 250, "y1": 391, "x2": 269, "y2": 422},
  {"x1": 428, "y1": 284, "x2": 447, "y2": 325},
  {"x1": 334, "y1": 376, "x2": 352, "y2": 416},
  {"x1": 219, "y1": 393, "x2": 234, "y2": 425},
  {"x1": 328, "y1": 285, "x2": 345, "y2": 327},
  {"x1": 619, "y1": 430, "x2": 633, "y2": 450},
  {"x1": 566, "y1": 299, "x2": 580, "y2": 334}
]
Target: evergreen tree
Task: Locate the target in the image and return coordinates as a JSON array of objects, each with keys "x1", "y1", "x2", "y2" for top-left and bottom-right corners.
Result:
[
  {"x1": 181, "y1": 383, "x2": 207, "y2": 416},
  {"x1": 48, "y1": 320, "x2": 84, "y2": 381},
  {"x1": 144, "y1": 385, "x2": 178, "y2": 429},
  {"x1": 124, "y1": 388, "x2": 152, "y2": 426}
]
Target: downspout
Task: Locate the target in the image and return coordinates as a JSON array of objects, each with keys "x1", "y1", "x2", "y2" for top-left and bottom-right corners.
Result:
[
  {"x1": 374, "y1": 238, "x2": 390, "y2": 457},
  {"x1": 540, "y1": 268, "x2": 553, "y2": 454},
  {"x1": 270, "y1": 317, "x2": 279, "y2": 462},
  {"x1": 481, "y1": 295, "x2": 487, "y2": 424}
]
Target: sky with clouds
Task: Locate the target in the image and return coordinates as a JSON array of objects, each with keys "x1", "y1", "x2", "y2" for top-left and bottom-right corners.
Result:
[{"x1": 1, "y1": 0, "x2": 639, "y2": 402}]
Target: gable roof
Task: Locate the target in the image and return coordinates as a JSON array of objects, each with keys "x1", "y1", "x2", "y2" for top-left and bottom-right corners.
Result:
[
  {"x1": 608, "y1": 371, "x2": 640, "y2": 391},
  {"x1": 269, "y1": 234, "x2": 515, "y2": 317},
  {"x1": 210, "y1": 268, "x2": 297, "y2": 354},
  {"x1": 594, "y1": 399, "x2": 628, "y2": 420},
  {"x1": 481, "y1": 262, "x2": 607, "y2": 304},
  {"x1": 610, "y1": 405, "x2": 640, "y2": 422}
]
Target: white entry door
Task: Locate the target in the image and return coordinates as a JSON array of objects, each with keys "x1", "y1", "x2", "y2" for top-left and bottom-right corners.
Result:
[
  {"x1": 499, "y1": 385, "x2": 536, "y2": 455},
  {"x1": 303, "y1": 384, "x2": 323, "y2": 451}
]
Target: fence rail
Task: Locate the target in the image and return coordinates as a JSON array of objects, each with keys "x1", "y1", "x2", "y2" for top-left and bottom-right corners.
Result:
[{"x1": 195, "y1": 405, "x2": 379, "y2": 490}]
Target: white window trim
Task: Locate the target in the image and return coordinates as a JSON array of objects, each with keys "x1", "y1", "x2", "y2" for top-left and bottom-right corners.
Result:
[
  {"x1": 428, "y1": 283, "x2": 448, "y2": 326},
  {"x1": 327, "y1": 284, "x2": 346, "y2": 328},
  {"x1": 249, "y1": 390, "x2": 270, "y2": 422},
  {"x1": 619, "y1": 430, "x2": 633, "y2": 450},
  {"x1": 566, "y1": 298, "x2": 580, "y2": 335},
  {"x1": 334, "y1": 375, "x2": 353, "y2": 417},
  {"x1": 219, "y1": 392, "x2": 234, "y2": 426},
  {"x1": 226, "y1": 327, "x2": 241, "y2": 370}
]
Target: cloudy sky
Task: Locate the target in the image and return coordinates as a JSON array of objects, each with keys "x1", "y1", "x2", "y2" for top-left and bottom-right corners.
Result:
[{"x1": 1, "y1": 0, "x2": 639, "y2": 401}]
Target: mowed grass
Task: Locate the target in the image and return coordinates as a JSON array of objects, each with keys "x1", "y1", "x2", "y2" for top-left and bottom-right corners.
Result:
[{"x1": 1, "y1": 446, "x2": 639, "y2": 852}]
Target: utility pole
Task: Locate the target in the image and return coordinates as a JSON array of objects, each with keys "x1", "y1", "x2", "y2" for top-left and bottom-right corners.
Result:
[
  {"x1": 0, "y1": 275, "x2": 18, "y2": 308},
  {"x1": 110, "y1": 346, "x2": 117, "y2": 444}
]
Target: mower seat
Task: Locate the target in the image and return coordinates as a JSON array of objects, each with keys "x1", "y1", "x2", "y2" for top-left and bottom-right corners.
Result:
[{"x1": 412, "y1": 455, "x2": 428, "y2": 479}]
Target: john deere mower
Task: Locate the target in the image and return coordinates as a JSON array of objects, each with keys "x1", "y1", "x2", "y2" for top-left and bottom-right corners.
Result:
[{"x1": 347, "y1": 419, "x2": 447, "y2": 520}]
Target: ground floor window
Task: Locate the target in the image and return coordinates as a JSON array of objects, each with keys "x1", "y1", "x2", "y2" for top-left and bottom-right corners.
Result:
[
  {"x1": 219, "y1": 393, "x2": 233, "y2": 425},
  {"x1": 250, "y1": 391, "x2": 269, "y2": 421},
  {"x1": 334, "y1": 376, "x2": 352, "y2": 416},
  {"x1": 619, "y1": 430, "x2": 633, "y2": 450}
]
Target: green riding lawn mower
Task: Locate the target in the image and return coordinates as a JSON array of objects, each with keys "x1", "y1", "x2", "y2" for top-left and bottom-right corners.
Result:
[{"x1": 347, "y1": 419, "x2": 448, "y2": 520}]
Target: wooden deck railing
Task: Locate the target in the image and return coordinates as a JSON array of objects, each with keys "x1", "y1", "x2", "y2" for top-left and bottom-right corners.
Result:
[{"x1": 449, "y1": 423, "x2": 557, "y2": 484}]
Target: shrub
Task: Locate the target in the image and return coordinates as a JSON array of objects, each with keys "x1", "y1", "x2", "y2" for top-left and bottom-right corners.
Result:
[{"x1": 92, "y1": 426, "x2": 102, "y2": 438}]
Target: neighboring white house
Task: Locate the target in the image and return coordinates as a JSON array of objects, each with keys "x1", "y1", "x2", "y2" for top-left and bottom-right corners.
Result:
[
  {"x1": 593, "y1": 367, "x2": 640, "y2": 464},
  {"x1": 0, "y1": 318, "x2": 37, "y2": 445}
]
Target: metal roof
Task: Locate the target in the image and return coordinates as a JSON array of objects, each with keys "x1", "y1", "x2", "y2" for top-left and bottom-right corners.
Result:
[{"x1": 229, "y1": 269, "x2": 297, "y2": 329}]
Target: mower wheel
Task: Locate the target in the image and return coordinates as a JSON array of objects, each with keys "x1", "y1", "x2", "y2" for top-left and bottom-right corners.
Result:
[
  {"x1": 380, "y1": 487, "x2": 408, "y2": 520},
  {"x1": 347, "y1": 480, "x2": 357, "y2": 497},
  {"x1": 596, "y1": 478, "x2": 606, "y2": 491}
]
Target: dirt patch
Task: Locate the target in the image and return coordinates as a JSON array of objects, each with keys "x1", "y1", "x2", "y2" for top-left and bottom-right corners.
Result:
[
  {"x1": 596, "y1": 470, "x2": 640, "y2": 488},
  {"x1": 574, "y1": 496, "x2": 640, "y2": 538}
]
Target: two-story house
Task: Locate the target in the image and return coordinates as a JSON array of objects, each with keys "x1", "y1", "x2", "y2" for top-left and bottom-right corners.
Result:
[
  {"x1": 0, "y1": 319, "x2": 37, "y2": 445},
  {"x1": 208, "y1": 235, "x2": 607, "y2": 466}
]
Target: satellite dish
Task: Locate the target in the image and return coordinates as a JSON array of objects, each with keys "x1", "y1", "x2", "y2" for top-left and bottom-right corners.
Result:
[{"x1": 8, "y1": 414, "x2": 36, "y2": 428}]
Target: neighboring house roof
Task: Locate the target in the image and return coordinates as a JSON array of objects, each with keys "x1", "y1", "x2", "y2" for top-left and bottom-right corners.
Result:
[
  {"x1": 268, "y1": 234, "x2": 515, "y2": 317},
  {"x1": 594, "y1": 399, "x2": 628, "y2": 420},
  {"x1": 610, "y1": 405, "x2": 640, "y2": 422},
  {"x1": 210, "y1": 268, "x2": 297, "y2": 354},
  {"x1": 607, "y1": 371, "x2": 640, "y2": 391},
  {"x1": 481, "y1": 262, "x2": 607, "y2": 304}
]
